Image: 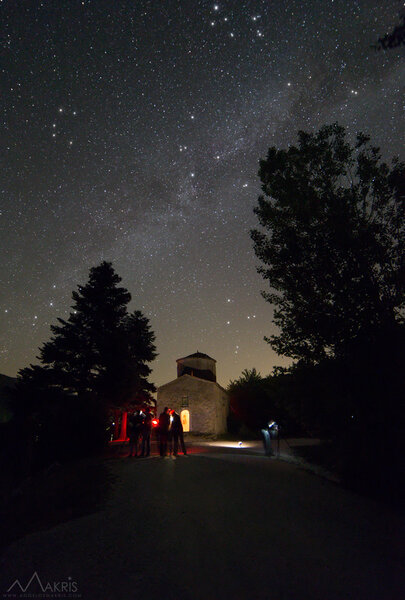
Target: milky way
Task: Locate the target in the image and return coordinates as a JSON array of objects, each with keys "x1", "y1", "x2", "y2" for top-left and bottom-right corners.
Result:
[{"x1": 1, "y1": 0, "x2": 404, "y2": 387}]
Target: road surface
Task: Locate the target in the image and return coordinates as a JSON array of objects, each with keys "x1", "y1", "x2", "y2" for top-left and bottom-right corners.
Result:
[{"x1": 0, "y1": 444, "x2": 404, "y2": 599}]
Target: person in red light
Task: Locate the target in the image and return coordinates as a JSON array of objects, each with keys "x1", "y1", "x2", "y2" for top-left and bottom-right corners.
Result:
[
  {"x1": 158, "y1": 407, "x2": 170, "y2": 457},
  {"x1": 170, "y1": 409, "x2": 187, "y2": 456},
  {"x1": 140, "y1": 407, "x2": 152, "y2": 457},
  {"x1": 128, "y1": 409, "x2": 144, "y2": 457}
]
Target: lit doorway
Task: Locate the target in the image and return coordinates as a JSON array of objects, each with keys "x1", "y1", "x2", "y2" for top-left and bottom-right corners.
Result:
[{"x1": 180, "y1": 409, "x2": 190, "y2": 432}]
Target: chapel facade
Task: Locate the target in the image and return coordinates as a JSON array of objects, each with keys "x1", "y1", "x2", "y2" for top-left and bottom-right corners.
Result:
[{"x1": 156, "y1": 351, "x2": 229, "y2": 435}]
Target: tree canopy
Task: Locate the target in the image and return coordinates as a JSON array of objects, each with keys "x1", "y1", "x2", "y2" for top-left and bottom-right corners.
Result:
[
  {"x1": 18, "y1": 261, "x2": 157, "y2": 409},
  {"x1": 227, "y1": 368, "x2": 268, "y2": 430},
  {"x1": 251, "y1": 123, "x2": 405, "y2": 362},
  {"x1": 227, "y1": 368, "x2": 293, "y2": 433}
]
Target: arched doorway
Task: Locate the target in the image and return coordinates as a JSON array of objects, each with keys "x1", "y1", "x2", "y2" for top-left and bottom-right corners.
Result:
[{"x1": 180, "y1": 409, "x2": 190, "y2": 432}]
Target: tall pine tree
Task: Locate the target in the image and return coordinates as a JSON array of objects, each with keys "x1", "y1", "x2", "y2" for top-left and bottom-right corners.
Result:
[
  {"x1": 16, "y1": 262, "x2": 157, "y2": 459},
  {"x1": 22, "y1": 261, "x2": 156, "y2": 407}
]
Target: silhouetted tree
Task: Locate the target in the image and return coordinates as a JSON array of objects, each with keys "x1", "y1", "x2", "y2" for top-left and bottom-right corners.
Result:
[
  {"x1": 252, "y1": 123, "x2": 405, "y2": 363},
  {"x1": 15, "y1": 262, "x2": 157, "y2": 463},
  {"x1": 228, "y1": 369, "x2": 266, "y2": 431},
  {"x1": 251, "y1": 126, "x2": 405, "y2": 502},
  {"x1": 227, "y1": 368, "x2": 292, "y2": 432}
]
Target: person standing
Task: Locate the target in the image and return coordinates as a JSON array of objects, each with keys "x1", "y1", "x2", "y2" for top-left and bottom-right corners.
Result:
[
  {"x1": 140, "y1": 407, "x2": 152, "y2": 457},
  {"x1": 261, "y1": 420, "x2": 277, "y2": 456},
  {"x1": 128, "y1": 409, "x2": 144, "y2": 457},
  {"x1": 158, "y1": 407, "x2": 170, "y2": 457},
  {"x1": 171, "y1": 410, "x2": 187, "y2": 456}
]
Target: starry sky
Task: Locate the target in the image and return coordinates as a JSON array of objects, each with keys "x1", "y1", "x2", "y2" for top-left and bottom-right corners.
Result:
[{"x1": 1, "y1": 0, "x2": 404, "y2": 388}]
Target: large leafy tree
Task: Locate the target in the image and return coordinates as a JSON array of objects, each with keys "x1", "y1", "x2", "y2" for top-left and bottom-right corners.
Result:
[
  {"x1": 251, "y1": 123, "x2": 405, "y2": 362},
  {"x1": 19, "y1": 261, "x2": 157, "y2": 410},
  {"x1": 227, "y1": 368, "x2": 295, "y2": 433},
  {"x1": 227, "y1": 369, "x2": 269, "y2": 430}
]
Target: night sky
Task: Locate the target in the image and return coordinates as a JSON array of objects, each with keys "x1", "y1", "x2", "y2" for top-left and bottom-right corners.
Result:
[{"x1": 1, "y1": 1, "x2": 404, "y2": 388}]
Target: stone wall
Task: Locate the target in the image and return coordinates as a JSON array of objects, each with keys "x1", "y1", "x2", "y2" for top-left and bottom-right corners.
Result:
[{"x1": 157, "y1": 374, "x2": 229, "y2": 434}]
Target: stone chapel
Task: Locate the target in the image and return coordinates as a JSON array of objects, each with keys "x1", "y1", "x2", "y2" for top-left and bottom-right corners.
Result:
[{"x1": 156, "y1": 351, "x2": 229, "y2": 435}]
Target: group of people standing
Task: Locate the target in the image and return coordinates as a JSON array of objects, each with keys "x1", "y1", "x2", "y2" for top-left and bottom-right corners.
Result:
[
  {"x1": 127, "y1": 406, "x2": 187, "y2": 458},
  {"x1": 157, "y1": 406, "x2": 187, "y2": 457},
  {"x1": 127, "y1": 407, "x2": 153, "y2": 457}
]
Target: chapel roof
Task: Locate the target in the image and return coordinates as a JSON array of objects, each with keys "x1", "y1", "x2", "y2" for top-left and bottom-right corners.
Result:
[
  {"x1": 157, "y1": 373, "x2": 227, "y2": 393},
  {"x1": 176, "y1": 351, "x2": 216, "y2": 362}
]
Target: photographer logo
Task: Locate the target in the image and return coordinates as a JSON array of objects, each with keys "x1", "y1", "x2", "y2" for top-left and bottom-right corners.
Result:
[{"x1": 4, "y1": 571, "x2": 80, "y2": 598}]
